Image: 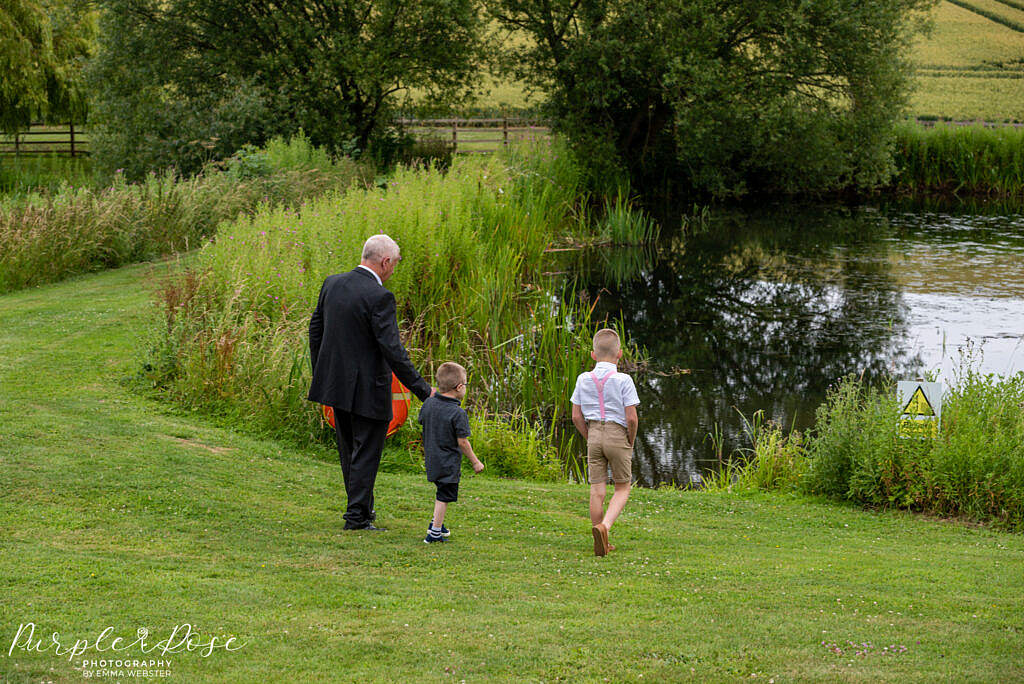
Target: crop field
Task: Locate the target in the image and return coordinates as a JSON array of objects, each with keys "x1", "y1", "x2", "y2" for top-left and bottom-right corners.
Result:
[
  {"x1": 894, "y1": 0, "x2": 1024, "y2": 119},
  {"x1": 912, "y1": 2, "x2": 1024, "y2": 67}
]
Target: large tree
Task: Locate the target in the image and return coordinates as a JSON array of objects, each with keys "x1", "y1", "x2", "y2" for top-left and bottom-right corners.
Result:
[
  {"x1": 487, "y1": 0, "x2": 934, "y2": 196},
  {"x1": 90, "y1": 0, "x2": 484, "y2": 176},
  {"x1": 0, "y1": 0, "x2": 95, "y2": 133}
]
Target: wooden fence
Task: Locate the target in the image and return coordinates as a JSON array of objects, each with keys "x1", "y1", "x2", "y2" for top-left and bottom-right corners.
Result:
[
  {"x1": 395, "y1": 117, "x2": 551, "y2": 153},
  {"x1": 0, "y1": 123, "x2": 89, "y2": 157}
]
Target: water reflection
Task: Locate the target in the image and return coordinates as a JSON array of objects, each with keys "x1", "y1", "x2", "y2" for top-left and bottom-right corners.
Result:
[{"x1": 556, "y1": 206, "x2": 1024, "y2": 486}]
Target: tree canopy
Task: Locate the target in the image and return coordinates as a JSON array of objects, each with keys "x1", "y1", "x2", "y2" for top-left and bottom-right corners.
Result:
[
  {"x1": 487, "y1": 0, "x2": 935, "y2": 196},
  {"x1": 0, "y1": 0, "x2": 95, "y2": 133},
  {"x1": 90, "y1": 0, "x2": 484, "y2": 177}
]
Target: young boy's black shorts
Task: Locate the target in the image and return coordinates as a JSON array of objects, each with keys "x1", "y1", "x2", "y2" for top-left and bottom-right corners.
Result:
[{"x1": 434, "y1": 481, "x2": 459, "y2": 503}]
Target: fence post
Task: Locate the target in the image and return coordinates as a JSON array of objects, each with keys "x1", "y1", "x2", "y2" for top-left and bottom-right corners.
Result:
[
  {"x1": 14, "y1": 131, "x2": 19, "y2": 157},
  {"x1": 451, "y1": 120, "x2": 458, "y2": 153},
  {"x1": 503, "y1": 115, "x2": 508, "y2": 147},
  {"x1": 70, "y1": 122, "x2": 76, "y2": 158}
]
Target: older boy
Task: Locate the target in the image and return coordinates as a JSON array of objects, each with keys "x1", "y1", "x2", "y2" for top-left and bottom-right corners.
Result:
[
  {"x1": 419, "y1": 362, "x2": 484, "y2": 543},
  {"x1": 570, "y1": 329, "x2": 640, "y2": 556}
]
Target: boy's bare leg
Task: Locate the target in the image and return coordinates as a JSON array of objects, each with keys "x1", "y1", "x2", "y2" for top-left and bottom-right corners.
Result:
[
  {"x1": 601, "y1": 482, "x2": 631, "y2": 530},
  {"x1": 432, "y1": 500, "x2": 448, "y2": 528},
  {"x1": 589, "y1": 483, "x2": 607, "y2": 525}
]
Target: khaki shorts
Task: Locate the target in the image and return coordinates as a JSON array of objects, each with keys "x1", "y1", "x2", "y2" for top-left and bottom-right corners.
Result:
[{"x1": 587, "y1": 420, "x2": 633, "y2": 484}]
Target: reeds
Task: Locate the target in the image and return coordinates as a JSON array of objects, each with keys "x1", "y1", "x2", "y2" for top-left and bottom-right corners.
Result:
[
  {"x1": 0, "y1": 134, "x2": 368, "y2": 293},
  {"x1": 892, "y1": 121, "x2": 1024, "y2": 197},
  {"x1": 145, "y1": 140, "x2": 656, "y2": 458}
]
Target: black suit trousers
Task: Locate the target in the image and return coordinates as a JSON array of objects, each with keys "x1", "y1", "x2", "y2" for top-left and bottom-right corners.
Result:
[{"x1": 333, "y1": 408, "x2": 389, "y2": 528}]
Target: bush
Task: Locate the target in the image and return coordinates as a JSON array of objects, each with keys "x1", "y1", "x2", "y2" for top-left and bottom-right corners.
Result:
[
  {"x1": 707, "y1": 361, "x2": 1024, "y2": 529},
  {"x1": 806, "y1": 370, "x2": 1024, "y2": 528},
  {"x1": 467, "y1": 412, "x2": 561, "y2": 481}
]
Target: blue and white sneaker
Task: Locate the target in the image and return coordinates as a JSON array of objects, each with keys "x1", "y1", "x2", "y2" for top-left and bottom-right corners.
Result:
[
  {"x1": 424, "y1": 529, "x2": 446, "y2": 544},
  {"x1": 428, "y1": 521, "x2": 451, "y2": 537}
]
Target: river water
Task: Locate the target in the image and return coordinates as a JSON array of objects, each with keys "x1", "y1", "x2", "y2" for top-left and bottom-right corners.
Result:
[{"x1": 558, "y1": 204, "x2": 1024, "y2": 486}]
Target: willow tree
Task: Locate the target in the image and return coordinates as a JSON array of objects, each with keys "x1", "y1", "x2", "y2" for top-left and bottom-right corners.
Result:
[
  {"x1": 487, "y1": 0, "x2": 935, "y2": 196},
  {"x1": 0, "y1": 0, "x2": 95, "y2": 132}
]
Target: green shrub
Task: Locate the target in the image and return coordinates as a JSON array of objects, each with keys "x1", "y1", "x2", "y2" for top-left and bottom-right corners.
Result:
[
  {"x1": 467, "y1": 412, "x2": 561, "y2": 481},
  {"x1": 802, "y1": 369, "x2": 1024, "y2": 529},
  {"x1": 707, "y1": 364, "x2": 1024, "y2": 529}
]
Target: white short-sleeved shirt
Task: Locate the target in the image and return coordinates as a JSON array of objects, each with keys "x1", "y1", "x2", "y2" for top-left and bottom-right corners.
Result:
[{"x1": 570, "y1": 361, "x2": 640, "y2": 429}]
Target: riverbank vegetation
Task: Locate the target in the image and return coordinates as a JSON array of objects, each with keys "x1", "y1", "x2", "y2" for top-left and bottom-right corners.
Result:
[
  {"x1": 143, "y1": 141, "x2": 653, "y2": 471},
  {"x1": 0, "y1": 135, "x2": 368, "y2": 293},
  {"x1": 892, "y1": 122, "x2": 1024, "y2": 196},
  {"x1": 710, "y1": 361, "x2": 1024, "y2": 530}
]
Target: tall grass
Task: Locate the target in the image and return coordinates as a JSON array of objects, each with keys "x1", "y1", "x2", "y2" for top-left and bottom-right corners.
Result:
[
  {"x1": 0, "y1": 134, "x2": 369, "y2": 293},
  {"x1": 144, "y1": 140, "x2": 655, "y2": 462},
  {"x1": 0, "y1": 155, "x2": 98, "y2": 200},
  {"x1": 708, "y1": 361, "x2": 1024, "y2": 530},
  {"x1": 892, "y1": 121, "x2": 1024, "y2": 197}
]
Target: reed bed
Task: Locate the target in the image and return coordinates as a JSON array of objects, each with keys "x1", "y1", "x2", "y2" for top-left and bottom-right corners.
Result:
[
  {"x1": 707, "y1": 358, "x2": 1024, "y2": 530},
  {"x1": 144, "y1": 141, "x2": 653, "y2": 476},
  {"x1": 0, "y1": 134, "x2": 368, "y2": 293},
  {"x1": 892, "y1": 121, "x2": 1024, "y2": 196}
]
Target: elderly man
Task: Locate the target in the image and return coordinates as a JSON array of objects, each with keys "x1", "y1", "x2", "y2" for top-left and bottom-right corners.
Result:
[{"x1": 308, "y1": 234, "x2": 433, "y2": 530}]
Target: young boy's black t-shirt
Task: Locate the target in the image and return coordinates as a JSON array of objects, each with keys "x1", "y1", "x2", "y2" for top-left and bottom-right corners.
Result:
[{"x1": 418, "y1": 394, "x2": 471, "y2": 483}]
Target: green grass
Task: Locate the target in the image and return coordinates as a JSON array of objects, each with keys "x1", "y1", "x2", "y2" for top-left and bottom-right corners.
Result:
[{"x1": 2, "y1": 260, "x2": 1024, "y2": 682}]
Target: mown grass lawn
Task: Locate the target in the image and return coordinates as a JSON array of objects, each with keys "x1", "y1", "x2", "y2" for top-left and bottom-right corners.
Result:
[{"x1": 1, "y1": 262, "x2": 1022, "y2": 682}]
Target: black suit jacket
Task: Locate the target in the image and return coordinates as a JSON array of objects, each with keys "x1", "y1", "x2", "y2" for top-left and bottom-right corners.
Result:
[{"x1": 308, "y1": 267, "x2": 431, "y2": 420}]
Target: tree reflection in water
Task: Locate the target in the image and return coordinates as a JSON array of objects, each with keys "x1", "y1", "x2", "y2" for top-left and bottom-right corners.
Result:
[{"x1": 555, "y1": 206, "x2": 923, "y2": 486}]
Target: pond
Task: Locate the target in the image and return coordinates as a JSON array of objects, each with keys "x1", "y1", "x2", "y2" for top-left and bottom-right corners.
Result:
[{"x1": 555, "y1": 204, "x2": 1024, "y2": 486}]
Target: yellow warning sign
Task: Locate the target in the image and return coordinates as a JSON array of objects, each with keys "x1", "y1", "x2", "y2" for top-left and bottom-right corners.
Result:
[
  {"x1": 897, "y1": 381, "x2": 942, "y2": 439},
  {"x1": 902, "y1": 386, "x2": 935, "y2": 417}
]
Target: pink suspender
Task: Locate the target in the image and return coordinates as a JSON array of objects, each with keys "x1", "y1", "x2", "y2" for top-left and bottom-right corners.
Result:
[{"x1": 589, "y1": 370, "x2": 615, "y2": 422}]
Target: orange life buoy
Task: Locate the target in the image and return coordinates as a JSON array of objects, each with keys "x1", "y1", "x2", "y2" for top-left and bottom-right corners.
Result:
[{"x1": 321, "y1": 374, "x2": 413, "y2": 437}]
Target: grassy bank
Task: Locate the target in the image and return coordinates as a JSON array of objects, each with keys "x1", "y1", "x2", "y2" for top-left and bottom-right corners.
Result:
[
  {"x1": 0, "y1": 135, "x2": 368, "y2": 294},
  {"x1": 711, "y1": 366, "x2": 1024, "y2": 530},
  {"x1": 145, "y1": 142, "x2": 654, "y2": 458},
  {"x1": 2, "y1": 260, "x2": 1023, "y2": 682}
]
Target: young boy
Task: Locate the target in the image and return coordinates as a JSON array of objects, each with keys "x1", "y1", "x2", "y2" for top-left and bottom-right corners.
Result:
[
  {"x1": 570, "y1": 328, "x2": 640, "y2": 556},
  {"x1": 418, "y1": 362, "x2": 484, "y2": 544}
]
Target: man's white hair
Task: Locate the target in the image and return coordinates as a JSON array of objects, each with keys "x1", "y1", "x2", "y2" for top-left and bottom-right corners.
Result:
[{"x1": 361, "y1": 234, "x2": 400, "y2": 262}]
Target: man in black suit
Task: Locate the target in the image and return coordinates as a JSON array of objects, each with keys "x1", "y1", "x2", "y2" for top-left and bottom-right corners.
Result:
[{"x1": 308, "y1": 234, "x2": 433, "y2": 530}]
